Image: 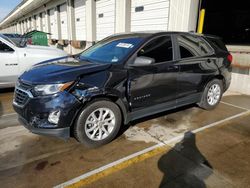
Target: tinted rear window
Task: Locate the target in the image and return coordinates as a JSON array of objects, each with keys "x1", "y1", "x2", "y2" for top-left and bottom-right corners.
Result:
[
  {"x1": 177, "y1": 35, "x2": 213, "y2": 59},
  {"x1": 206, "y1": 37, "x2": 228, "y2": 51}
]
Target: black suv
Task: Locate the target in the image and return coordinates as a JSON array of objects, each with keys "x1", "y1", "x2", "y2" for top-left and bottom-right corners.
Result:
[{"x1": 13, "y1": 32, "x2": 232, "y2": 147}]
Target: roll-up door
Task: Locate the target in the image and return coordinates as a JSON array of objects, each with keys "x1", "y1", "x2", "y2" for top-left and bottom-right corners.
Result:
[
  {"x1": 31, "y1": 16, "x2": 36, "y2": 30},
  {"x1": 49, "y1": 8, "x2": 58, "y2": 39},
  {"x1": 23, "y1": 20, "x2": 27, "y2": 33},
  {"x1": 28, "y1": 17, "x2": 32, "y2": 31},
  {"x1": 74, "y1": 0, "x2": 86, "y2": 40},
  {"x1": 131, "y1": 0, "x2": 170, "y2": 31},
  {"x1": 59, "y1": 3, "x2": 68, "y2": 40},
  {"x1": 36, "y1": 14, "x2": 41, "y2": 31},
  {"x1": 41, "y1": 12, "x2": 47, "y2": 32},
  {"x1": 19, "y1": 22, "x2": 23, "y2": 34},
  {"x1": 96, "y1": 0, "x2": 115, "y2": 41}
]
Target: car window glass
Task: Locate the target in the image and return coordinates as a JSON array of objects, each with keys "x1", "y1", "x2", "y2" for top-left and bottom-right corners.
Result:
[
  {"x1": 80, "y1": 37, "x2": 143, "y2": 64},
  {"x1": 177, "y1": 35, "x2": 213, "y2": 59},
  {"x1": 177, "y1": 35, "x2": 201, "y2": 58},
  {"x1": 138, "y1": 36, "x2": 173, "y2": 63},
  {"x1": 179, "y1": 45, "x2": 195, "y2": 58},
  {"x1": 199, "y1": 39, "x2": 213, "y2": 55},
  {"x1": 0, "y1": 41, "x2": 14, "y2": 52}
]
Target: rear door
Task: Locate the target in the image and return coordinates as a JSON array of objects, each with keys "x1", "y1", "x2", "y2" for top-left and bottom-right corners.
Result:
[
  {"x1": 175, "y1": 34, "x2": 217, "y2": 101},
  {"x1": 128, "y1": 35, "x2": 178, "y2": 110}
]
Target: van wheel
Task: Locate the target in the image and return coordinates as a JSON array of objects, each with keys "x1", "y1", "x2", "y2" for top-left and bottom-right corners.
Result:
[
  {"x1": 74, "y1": 100, "x2": 122, "y2": 148},
  {"x1": 198, "y1": 79, "x2": 223, "y2": 110}
]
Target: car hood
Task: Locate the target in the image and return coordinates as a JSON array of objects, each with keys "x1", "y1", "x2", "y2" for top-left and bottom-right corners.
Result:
[
  {"x1": 19, "y1": 56, "x2": 111, "y2": 84},
  {"x1": 25, "y1": 45, "x2": 67, "y2": 56}
]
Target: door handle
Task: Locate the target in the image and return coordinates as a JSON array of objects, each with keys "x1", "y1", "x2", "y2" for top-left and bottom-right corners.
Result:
[{"x1": 167, "y1": 65, "x2": 178, "y2": 71}]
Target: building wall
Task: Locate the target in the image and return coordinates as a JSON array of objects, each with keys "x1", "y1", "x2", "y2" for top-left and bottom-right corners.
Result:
[{"x1": 0, "y1": 0, "x2": 199, "y2": 53}]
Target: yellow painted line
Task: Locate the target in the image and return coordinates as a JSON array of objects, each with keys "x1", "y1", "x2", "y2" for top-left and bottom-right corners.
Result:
[{"x1": 65, "y1": 146, "x2": 168, "y2": 188}]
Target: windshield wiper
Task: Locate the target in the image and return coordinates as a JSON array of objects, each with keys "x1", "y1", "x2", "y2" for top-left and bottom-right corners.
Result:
[{"x1": 78, "y1": 56, "x2": 94, "y2": 63}]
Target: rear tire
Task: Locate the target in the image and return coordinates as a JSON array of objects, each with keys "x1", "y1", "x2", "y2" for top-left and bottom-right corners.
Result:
[
  {"x1": 198, "y1": 79, "x2": 223, "y2": 110},
  {"x1": 74, "y1": 100, "x2": 122, "y2": 148}
]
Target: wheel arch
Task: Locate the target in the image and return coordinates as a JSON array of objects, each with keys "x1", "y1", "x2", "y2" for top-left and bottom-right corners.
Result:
[
  {"x1": 201, "y1": 74, "x2": 225, "y2": 93},
  {"x1": 69, "y1": 94, "x2": 129, "y2": 137}
]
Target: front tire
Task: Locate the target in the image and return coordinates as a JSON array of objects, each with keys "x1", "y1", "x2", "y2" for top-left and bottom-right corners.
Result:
[
  {"x1": 74, "y1": 100, "x2": 122, "y2": 148},
  {"x1": 198, "y1": 79, "x2": 223, "y2": 110}
]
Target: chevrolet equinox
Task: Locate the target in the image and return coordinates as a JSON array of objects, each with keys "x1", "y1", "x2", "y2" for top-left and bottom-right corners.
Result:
[{"x1": 13, "y1": 32, "x2": 232, "y2": 147}]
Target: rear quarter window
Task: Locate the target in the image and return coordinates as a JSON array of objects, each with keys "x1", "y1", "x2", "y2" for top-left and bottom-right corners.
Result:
[
  {"x1": 205, "y1": 37, "x2": 228, "y2": 52},
  {"x1": 177, "y1": 35, "x2": 213, "y2": 59}
]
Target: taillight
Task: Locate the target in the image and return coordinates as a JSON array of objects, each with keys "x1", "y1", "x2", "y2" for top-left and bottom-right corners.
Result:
[{"x1": 227, "y1": 54, "x2": 233, "y2": 63}]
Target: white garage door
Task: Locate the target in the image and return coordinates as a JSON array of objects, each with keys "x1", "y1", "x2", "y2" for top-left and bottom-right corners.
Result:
[
  {"x1": 19, "y1": 22, "x2": 23, "y2": 34},
  {"x1": 131, "y1": 0, "x2": 170, "y2": 31},
  {"x1": 96, "y1": 0, "x2": 115, "y2": 41},
  {"x1": 59, "y1": 3, "x2": 68, "y2": 40},
  {"x1": 28, "y1": 18, "x2": 32, "y2": 31},
  {"x1": 31, "y1": 17, "x2": 36, "y2": 30},
  {"x1": 49, "y1": 8, "x2": 58, "y2": 39},
  {"x1": 74, "y1": 0, "x2": 86, "y2": 40},
  {"x1": 24, "y1": 20, "x2": 27, "y2": 33},
  {"x1": 36, "y1": 14, "x2": 41, "y2": 31},
  {"x1": 41, "y1": 12, "x2": 47, "y2": 32}
]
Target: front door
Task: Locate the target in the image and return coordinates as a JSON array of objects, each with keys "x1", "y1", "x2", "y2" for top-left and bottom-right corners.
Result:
[
  {"x1": 128, "y1": 35, "x2": 179, "y2": 111},
  {"x1": 0, "y1": 40, "x2": 19, "y2": 87}
]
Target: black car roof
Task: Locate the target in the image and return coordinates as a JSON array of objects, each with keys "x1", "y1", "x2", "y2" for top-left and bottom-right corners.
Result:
[{"x1": 109, "y1": 31, "x2": 213, "y2": 39}]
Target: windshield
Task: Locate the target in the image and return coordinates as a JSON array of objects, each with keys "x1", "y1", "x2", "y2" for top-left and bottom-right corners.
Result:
[
  {"x1": 80, "y1": 37, "x2": 143, "y2": 64},
  {"x1": 1, "y1": 34, "x2": 25, "y2": 47},
  {"x1": 1, "y1": 35, "x2": 17, "y2": 46}
]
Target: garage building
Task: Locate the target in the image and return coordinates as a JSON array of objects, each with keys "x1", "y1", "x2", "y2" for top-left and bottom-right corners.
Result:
[{"x1": 0, "y1": 0, "x2": 198, "y2": 49}]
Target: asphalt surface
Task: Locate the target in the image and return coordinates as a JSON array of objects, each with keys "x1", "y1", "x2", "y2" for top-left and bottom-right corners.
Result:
[{"x1": 0, "y1": 89, "x2": 249, "y2": 188}]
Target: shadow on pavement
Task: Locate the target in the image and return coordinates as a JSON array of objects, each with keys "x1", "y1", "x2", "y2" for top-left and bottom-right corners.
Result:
[
  {"x1": 116, "y1": 104, "x2": 196, "y2": 138},
  {"x1": 158, "y1": 132, "x2": 213, "y2": 188}
]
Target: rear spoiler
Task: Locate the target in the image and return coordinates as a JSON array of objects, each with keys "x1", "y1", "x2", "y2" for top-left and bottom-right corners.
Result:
[{"x1": 203, "y1": 35, "x2": 228, "y2": 52}]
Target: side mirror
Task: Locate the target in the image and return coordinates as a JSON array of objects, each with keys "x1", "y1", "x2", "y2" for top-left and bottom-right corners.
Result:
[{"x1": 131, "y1": 56, "x2": 155, "y2": 66}]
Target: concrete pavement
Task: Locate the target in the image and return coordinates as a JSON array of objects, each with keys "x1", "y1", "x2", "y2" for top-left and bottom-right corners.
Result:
[{"x1": 0, "y1": 90, "x2": 250, "y2": 188}]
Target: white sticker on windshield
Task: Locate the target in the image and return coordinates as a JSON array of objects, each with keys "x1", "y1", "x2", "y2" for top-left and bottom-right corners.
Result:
[
  {"x1": 116, "y1": 43, "x2": 134, "y2": 48},
  {"x1": 111, "y1": 56, "x2": 119, "y2": 62}
]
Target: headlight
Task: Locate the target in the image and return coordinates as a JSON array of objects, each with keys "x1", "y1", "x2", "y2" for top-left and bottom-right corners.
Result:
[
  {"x1": 15, "y1": 79, "x2": 21, "y2": 88},
  {"x1": 34, "y1": 82, "x2": 73, "y2": 96}
]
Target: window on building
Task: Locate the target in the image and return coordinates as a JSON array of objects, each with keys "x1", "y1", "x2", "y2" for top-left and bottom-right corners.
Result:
[{"x1": 138, "y1": 36, "x2": 173, "y2": 63}]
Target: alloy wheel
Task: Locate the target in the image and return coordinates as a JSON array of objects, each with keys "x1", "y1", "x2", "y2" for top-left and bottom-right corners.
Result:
[
  {"x1": 207, "y1": 84, "x2": 221, "y2": 106},
  {"x1": 84, "y1": 108, "x2": 116, "y2": 141}
]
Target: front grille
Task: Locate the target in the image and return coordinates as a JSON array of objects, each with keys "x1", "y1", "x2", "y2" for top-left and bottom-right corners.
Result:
[
  {"x1": 19, "y1": 81, "x2": 32, "y2": 90},
  {"x1": 14, "y1": 88, "x2": 30, "y2": 107},
  {"x1": 14, "y1": 81, "x2": 33, "y2": 107}
]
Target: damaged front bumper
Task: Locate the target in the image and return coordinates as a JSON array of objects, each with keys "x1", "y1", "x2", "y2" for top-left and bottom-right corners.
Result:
[
  {"x1": 18, "y1": 116, "x2": 70, "y2": 138},
  {"x1": 13, "y1": 91, "x2": 82, "y2": 139}
]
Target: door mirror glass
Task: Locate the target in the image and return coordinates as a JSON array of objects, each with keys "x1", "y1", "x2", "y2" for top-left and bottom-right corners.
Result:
[{"x1": 131, "y1": 56, "x2": 155, "y2": 66}]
